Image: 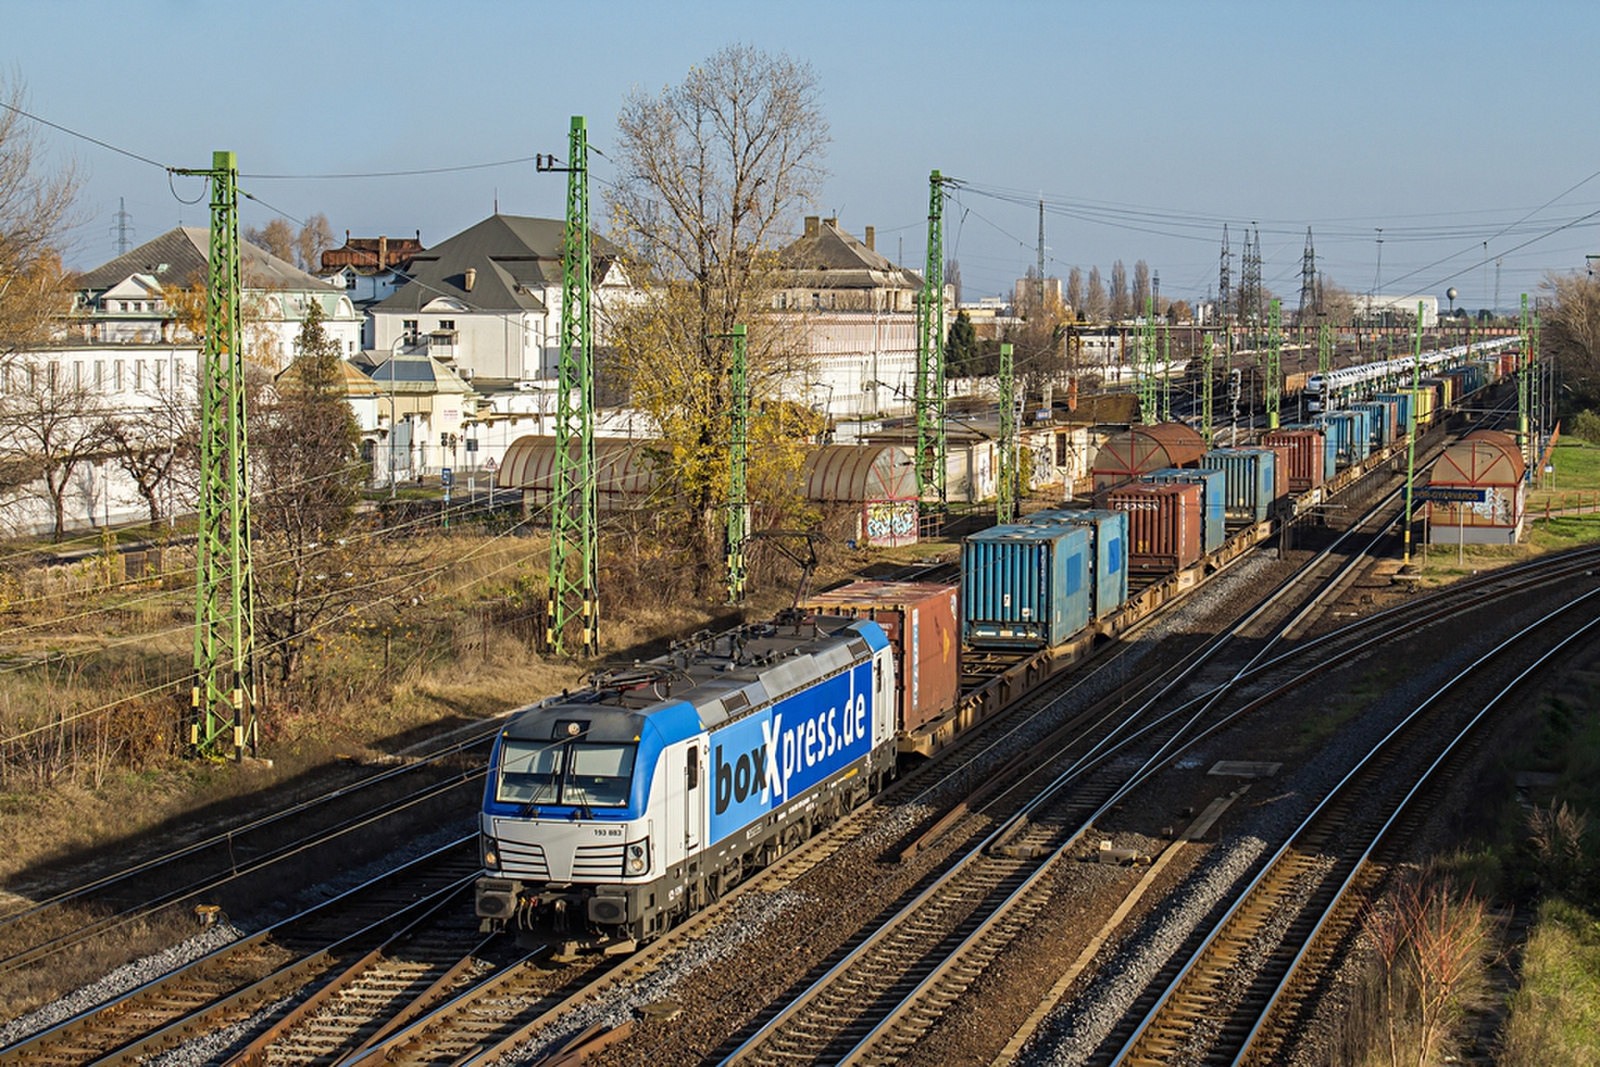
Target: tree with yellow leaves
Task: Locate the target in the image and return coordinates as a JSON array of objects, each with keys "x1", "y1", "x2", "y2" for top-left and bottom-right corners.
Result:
[{"x1": 605, "y1": 45, "x2": 830, "y2": 577}]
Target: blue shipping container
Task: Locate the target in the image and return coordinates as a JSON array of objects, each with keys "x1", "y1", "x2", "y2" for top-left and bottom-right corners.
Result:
[
  {"x1": 1021, "y1": 508, "x2": 1130, "y2": 620},
  {"x1": 1143, "y1": 468, "x2": 1226, "y2": 552},
  {"x1": 1204, "y1": 448, "x2": 1275, "y2": 523},
  {"x1": 1375, "y1": 393, "x2": 1414, "y2": 434},
  {"x1": 1352, "y1": 402, "x2": 1389, "y2": 450},
  {"x1": 962, "y1": 524, "x2": 1092, "y2": 649}
]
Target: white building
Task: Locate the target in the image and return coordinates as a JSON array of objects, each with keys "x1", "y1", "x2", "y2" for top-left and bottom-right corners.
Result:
[
  {"x1": 367, "y1": 214, "x2": 637, "y2": 385},
  {"x1": 69, "y1": 227, "x2": 363, "y2": 368},
  {"x1": 1353, "y1": 293, "x2": 1440, "y2": 328}
]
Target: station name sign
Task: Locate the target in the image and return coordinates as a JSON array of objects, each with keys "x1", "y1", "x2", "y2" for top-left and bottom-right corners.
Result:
[{"x1": 1413, "y1": 486, "x2": 1488, "y2": 503}]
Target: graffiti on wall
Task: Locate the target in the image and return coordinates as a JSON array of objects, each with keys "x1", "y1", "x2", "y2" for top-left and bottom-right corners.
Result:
[{"x1": 865, "y1": 501, "x2": 918, "y2": 546}]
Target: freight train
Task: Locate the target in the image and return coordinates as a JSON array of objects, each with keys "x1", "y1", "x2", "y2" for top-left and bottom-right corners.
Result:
[
  {"x1": 1305, "y1": 337, "x2": 1518, "y2": 413},
  {"x1": 476, "y1": 615, "x2": 899, "y2": 948},
  {"x1": 475, "y1": 340, "x2": 1520, "y2": 951}
]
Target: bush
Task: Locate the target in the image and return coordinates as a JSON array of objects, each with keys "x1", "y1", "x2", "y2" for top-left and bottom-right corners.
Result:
[{"x1": 1570, "y1": 409, "x2": 1600, "y2": 445}]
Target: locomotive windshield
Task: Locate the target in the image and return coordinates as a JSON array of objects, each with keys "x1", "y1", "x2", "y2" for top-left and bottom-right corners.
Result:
[{"x1": 495, "y1": 739, "x2": 636, "y2": 808}]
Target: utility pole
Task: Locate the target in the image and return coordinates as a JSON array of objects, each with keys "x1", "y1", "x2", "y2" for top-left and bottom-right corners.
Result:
[
  {"x1": 1036, "y1": 197, "x2": 1046, "y2": 313},
  {"x1": 1161, "y1": 325, "x2": 1171, "y2": 422},
  {"x1": 1218, "y1": 224, "x2": 1232, "y2": 324},
  {"x1": 997, "y1": 342, "x2": 1016, "y2": 525},
  {"x1": 721, "y1": 325, "x2": 750, "y2": 601},
  {"x1": 1403, "y1": 302, "x2": 1423, "y2": 567},
  {"x1": 915, "y1": 170, "x2": 950, "y2": 517},
  {"x1": 1201, "y1": 332, "x2": 1214, "y2": 448},
  {"x1": 177, "y1": 151, "x2": 256, "y2": 761},
  {"x1": 541, "y1": 117, "x2": 597, "y2": 656},
  {"x1": 1266, "y1": 299, "x2": 1282, "y2": 430}
]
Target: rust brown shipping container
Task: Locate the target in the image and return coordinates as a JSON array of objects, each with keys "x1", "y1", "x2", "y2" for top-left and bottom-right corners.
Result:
[
  {"x1": 1107, "y1": 482, "x2": 1203, "y2": 573},
  {"x1": 1261, "y1": 428, "x2": 1327, "y2": 493},
  {"x1": 1091, "y1": 422, "x2": 1207, "y2": 492},
  {"x1": 800, "y1": 580, "x2": 960, "y2": 734}
]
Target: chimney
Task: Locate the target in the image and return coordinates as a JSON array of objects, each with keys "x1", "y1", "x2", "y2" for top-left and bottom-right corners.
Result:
[
  {"x1": 864, "y1": 226, "x2": 875, "y2": 252},
  {"x1": 804, "y1": 216, "x2": 820, "y2": 238},
  {"x1": 823, "y1": 217, "x2": 837, "y2": 229},
  {"x1": 464, "y1": 267, "x2": 477, "y2": 292},
  {"x1": 378, "y1": 235, "x2": 388, "y2": 269}
]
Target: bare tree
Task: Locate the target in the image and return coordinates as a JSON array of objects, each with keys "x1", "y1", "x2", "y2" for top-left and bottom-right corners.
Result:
[
  {"x1": 1132, "y1": 259, "x2": 1151, "y2": 314},
  {"x1": 1086, "y1": 266, "x2": 1108, "y2": 321},
  {"x1": 1109, "y1": 260, "x2": 1130, "y2": 321},
  {"x1": 294, "y1": 213, "x2": 335, "y2": 273},
  {"x1": 607, "y1": 44, "x2": 830, "y2": 567},
  {"x1": 0, "y1": 73, "x2": 78, "y2": 363},
  {"x1": 104, "y1": 381, "x2": 197, "y2": 525},
  {"x1": 244, "y1": 218, "x2": 295, "y2": 264},
  {"x1": 1543, "y1": 269, "x2": 1600, "y2": 406},
  {"x1": 945, "y1": 257, "x2": 963, "y2": 308},
  {"x1": 0, "y1": 359, "x2": 112, "y2": 539},
  {"x1": 1066, "y1": 266, "x2": 1084, "y2": 316}
]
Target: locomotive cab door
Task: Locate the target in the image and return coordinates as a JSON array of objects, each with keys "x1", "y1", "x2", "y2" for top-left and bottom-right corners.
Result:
[{"x1": 684, "y1": 742, "x2": 703, "y2": 852}]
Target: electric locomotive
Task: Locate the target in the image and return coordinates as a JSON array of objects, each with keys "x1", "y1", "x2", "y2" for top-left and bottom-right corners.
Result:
[{"x1": 475, "y1": 612, "x2": 897, "y2": 950}]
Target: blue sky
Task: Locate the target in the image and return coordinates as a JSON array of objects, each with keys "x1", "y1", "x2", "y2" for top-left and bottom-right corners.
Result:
[{"x1": 6, "y1": 0, "x2": 1597, "y2": 312}]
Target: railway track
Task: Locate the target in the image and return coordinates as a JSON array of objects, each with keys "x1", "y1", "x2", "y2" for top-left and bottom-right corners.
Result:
[
  {"x1": 0, "y1": 840, "x2": 480, "y2": 1066},
  {"x1": 1105, "y1": 587, "x2": 1600, "y2": 1066},
  {"x1": 0, "y1": 720, "x2": 498, "y2": 998},
  {"x1": 711, "y1": 532, "x2": 1599, "y2": 1066}
]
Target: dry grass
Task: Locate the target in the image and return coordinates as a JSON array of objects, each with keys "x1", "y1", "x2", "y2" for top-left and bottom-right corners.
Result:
[
  {"x1": 1499, "y1": 897, "x2": 1600, "y2": 1066},
  {"x1": 0, "y1": 520, "x2": 907, "y2": 890}
]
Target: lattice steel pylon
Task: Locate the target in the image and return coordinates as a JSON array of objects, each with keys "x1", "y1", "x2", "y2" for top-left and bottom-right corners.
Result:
[
  {"x1": 915, "y1": 170, "x2": 950, "y2": 515},
  {"x1": 543, "y1": 117, "x2": 597, "y2": 656},
  {"x1": 179, "y1": 151, "x2": 256, "y2": 760},
  {"x1": 996, "y1": 342, "x2": 1016, "y2": 525},
  {"x1": 1298, "y1": 228, "x2": 1317, "y2": 322}
]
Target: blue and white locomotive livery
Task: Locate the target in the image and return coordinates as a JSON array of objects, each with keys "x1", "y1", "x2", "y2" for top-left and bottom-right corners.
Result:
[{"x1": 475, "y1": 613, "x2": 898, "y2": 948}]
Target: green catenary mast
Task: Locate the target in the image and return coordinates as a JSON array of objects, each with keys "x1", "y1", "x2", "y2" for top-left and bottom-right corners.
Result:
[
  {"x1": 181, "y1": 151, "x2": 257, "y2": 760},
  {"x1": 1403, "y1": 302, "x2": 1423, "y2": 566},
  {"x1": 915, "y1": 170, "x2": 949, "y2": 515},
  {"x1": 1266, "y1": 299, "x2": 1282, "y2": 429},
  {"x1": 544, "y1": 117, "x2": 598, "y2": 656},
  {"x1": 723, "y1": 325, "x2": 749, "y2": 602},
  {"x1": 1518, "y1": 293, "x2": 1530, "y2": 468},
  {"x1": 996, "y1": 342, "x2": 1016, "y2": 525},
  {"x1": 1161, "y1": 325, "x2": 1171, "y2": 422},
  {"x1": 1138, "y1": 297, "x2": 1158, "y2": 425},
  {"x1": 1201, "y1": 332, "x2": 1214, "y2": 448}
]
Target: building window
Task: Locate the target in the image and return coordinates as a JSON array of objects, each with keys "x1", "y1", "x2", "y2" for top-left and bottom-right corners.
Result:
[
  {"x1": 403, "y1": 319, "x2": 419, "y2": 343},
  {"x1": 134, "y1": 360, "x2": 143, "y2": 390},
  {"x1": 438, "y1": 319, "x2": 455, "y2": 331},
  {"x1": 114, "y1": 361, "x2": 124, "y2": 391},
  {"x1": 156, "y1": 361, "x2": 166, "y2": 390},
  {"x1": 344, "y1": 273, "x2": 357, "y2": 289},
  {"x1": 73, "y1": 362, "x2": 83, "y2": 388},
  {"x1": 94, "y1": 362, "x2": 104, "y2": 389}
]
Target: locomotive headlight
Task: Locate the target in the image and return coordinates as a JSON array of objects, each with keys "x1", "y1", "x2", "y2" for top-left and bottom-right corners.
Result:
[
  {"x1": 626, "y1": 839, "x2": 649, "y2": 874},
  {"x1": 481, "y1": 834, "x2": 501, "y2": 871}
]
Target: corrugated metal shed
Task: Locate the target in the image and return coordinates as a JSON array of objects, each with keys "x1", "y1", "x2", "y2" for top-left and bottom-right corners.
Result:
[
  {"x1": 1091, "y1": 422, "x2": 1206, "y2": 490},
  {"x1": 1431, "y1": 429, "x2": 1525, "y2": 486},
  {"x1": 500, "y1": 437, "x2": 660, "y2": 508},
  {"x1": 802, "y1": 445, "x2": 917, "y2": 502}
]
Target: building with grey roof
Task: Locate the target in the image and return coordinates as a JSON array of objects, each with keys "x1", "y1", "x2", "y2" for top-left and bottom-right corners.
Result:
[
  {"x1": 68, "y1": 226, "x2": 363, "y2": 367},
  {"x1": 367, "y1": 214, "x2": 637, "y2": 384}
]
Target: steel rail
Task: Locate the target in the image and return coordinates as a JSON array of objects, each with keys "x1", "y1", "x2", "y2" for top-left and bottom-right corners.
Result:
[{"x1": 1110, "y1": 587, "x2": 1600, "y2": 1065}]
